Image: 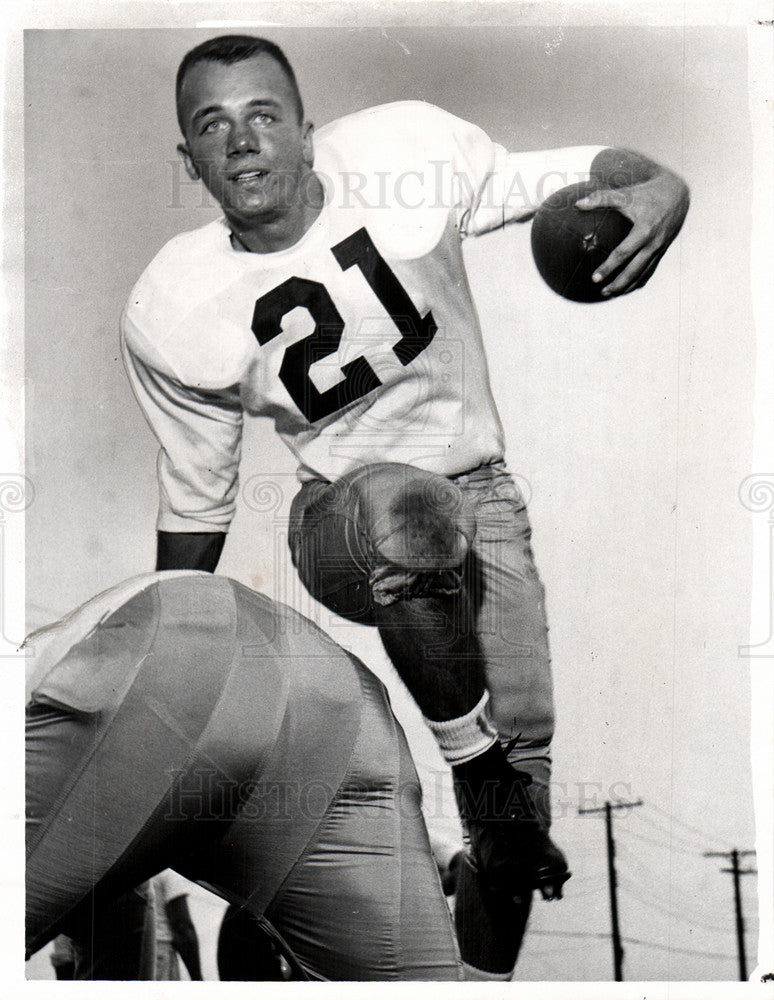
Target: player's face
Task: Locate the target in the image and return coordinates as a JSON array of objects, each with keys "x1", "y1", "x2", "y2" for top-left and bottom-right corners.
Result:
[{"x1": 177, "y1": 54, "x2": 314, "y2": 227}]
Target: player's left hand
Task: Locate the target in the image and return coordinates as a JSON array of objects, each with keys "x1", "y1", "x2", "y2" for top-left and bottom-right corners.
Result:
[{"x1": 575, "y1": 169, "x2": 690, "y2": 298}]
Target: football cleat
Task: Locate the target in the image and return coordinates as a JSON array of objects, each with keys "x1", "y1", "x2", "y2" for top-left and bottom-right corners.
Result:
[{"x1": 453, "y1": 752, "x2": 571, "y2": 901}]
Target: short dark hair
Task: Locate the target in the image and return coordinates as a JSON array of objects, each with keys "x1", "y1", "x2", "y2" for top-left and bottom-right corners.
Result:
[{"x1": 176, "y1": 35, "x2": 304, "y2": 134}]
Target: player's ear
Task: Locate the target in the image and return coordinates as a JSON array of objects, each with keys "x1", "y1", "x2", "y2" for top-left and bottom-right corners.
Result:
[
  {"x1": 302, "y1": 122, "x2": 314, "y2": 166},
  {"x1": 177, "y1": 143, "x2": 200, "y2": 181}
]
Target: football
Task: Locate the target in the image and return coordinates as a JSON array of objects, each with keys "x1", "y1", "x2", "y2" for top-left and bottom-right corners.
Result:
[{"x1": 530, "y1": 180, "x2": 633, "y2": 302}]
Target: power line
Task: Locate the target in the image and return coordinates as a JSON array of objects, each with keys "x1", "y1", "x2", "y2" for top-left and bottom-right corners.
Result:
[
  {"x1": 647, "y1": 801, "x2": 734, "y2": 850},
  {"x1": 617, "y1": 869, "x2": 746, "y2": 933},
  {"x1": 527, "y1": 945, "x2": 595, "y2": 957},
  {"x1": 552, "y1": 883, "x2": 608, "y2": 901},
  {"x1": 531, "y1": 930, "x2": 614, "y2": 941},
  {"x1": 614, "y1": 849, "x2": 753, "y2": 928},
  {"x1": 616, "y1": 824, "x2": 701, "y2": 857},
  {"x1": 622, "y1": 937, "x2": 737, "y2": 960},
  {"x1": 617, "y1": 874, "x2": 736, "y2": 935},
  {"x1": 530, "y1": 929, "x2": 737, "y2": 960},
  {"x1": 636, "y1": 809, "x2": 712, "y2": 853},
  {"x1": 611, "y1": 840, "x2": 751, "y2": 917},
  {"x1": 636, "y1": 808, "x2": 707, "y2": 847}
]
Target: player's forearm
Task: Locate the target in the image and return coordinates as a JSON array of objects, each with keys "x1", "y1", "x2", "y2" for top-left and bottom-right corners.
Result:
[
  {"x1": 156, "y1": 531, "x2": 226, "y2": 572},
  {"x1": 590, "y1": 147, "x2": 689, "y2": 202}
]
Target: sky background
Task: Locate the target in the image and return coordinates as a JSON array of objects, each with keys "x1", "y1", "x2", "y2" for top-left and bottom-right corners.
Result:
[{"x1": 13, "y1": 8, "x2": 770, "y2": 989}]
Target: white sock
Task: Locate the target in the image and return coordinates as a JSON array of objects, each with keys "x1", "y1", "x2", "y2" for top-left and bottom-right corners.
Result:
[{"x1": 423, "y1": 690, "x2": 498, "y2": 765}]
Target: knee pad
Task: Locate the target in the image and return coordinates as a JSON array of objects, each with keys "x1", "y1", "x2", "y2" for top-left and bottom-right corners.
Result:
[{"x1": 342, "y1": 464, "x2": 477, "y2": 605}]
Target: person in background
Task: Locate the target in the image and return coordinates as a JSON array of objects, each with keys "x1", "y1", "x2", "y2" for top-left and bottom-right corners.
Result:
[
  {"x1": 67, "y1": 884, "x2": 156, "y2": 980},
  {"x1": 48, "y1": 935, "x2": 76, "y2": 981},
  {"x1": 151, "y1": 870, "x2": 203, "y2": 981}
]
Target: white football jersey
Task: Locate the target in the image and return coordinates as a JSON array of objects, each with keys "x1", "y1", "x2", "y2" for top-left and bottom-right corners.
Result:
[{"x1": 121, "y1": 101, "x2": 604, "y2": 532}]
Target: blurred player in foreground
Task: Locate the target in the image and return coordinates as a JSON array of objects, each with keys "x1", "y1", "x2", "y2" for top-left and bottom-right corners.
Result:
[
  {"x1": 26, "y1": 572, "x2": 463, "y2": 980},
  {"x1": 121, "y1": 35, "x2": 689, "y2": 971}
]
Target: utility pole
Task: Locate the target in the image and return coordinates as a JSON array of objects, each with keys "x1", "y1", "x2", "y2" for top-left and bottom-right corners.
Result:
[
  {"x1": 579, "y1": 798, "x2": 643, "y2": 981},
  {"x1": 703, "y1": 848, "x2": 756, "y2": 981}
]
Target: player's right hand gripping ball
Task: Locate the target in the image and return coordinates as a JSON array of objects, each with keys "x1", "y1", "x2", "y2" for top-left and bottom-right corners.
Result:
[{"x1": 530, "y1": 180, "x2": 633, "y2": 302}]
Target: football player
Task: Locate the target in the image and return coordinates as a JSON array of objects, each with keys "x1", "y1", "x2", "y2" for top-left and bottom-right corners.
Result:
[
  {"x1": 26, "y1": 572, "x2": 461, "y2": 981},
  {"x1": 121, "y1": 35, "x2": 689, "y2": 973}
]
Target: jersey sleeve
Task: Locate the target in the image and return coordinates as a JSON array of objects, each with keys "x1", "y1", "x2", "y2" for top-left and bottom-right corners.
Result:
[
  {"x1": 121, "y1": 328, "x2": 243, "y2": 534},
  {"x1": 435, "y1": 107, "x2": 606, "y2": 237},
  {"x1": 315, "y1": 103, "x2": 607, "y2": 244}
]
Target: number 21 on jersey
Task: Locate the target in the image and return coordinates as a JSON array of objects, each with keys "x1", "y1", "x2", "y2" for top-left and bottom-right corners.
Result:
[{"x1": 250, "y1": 227, "x2": 437, "y2": 423}]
